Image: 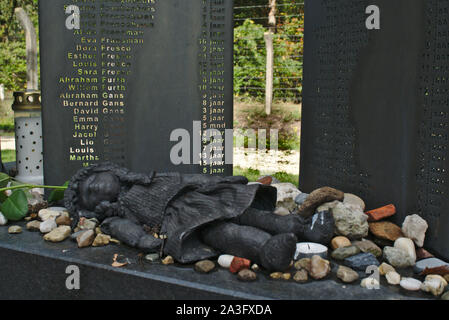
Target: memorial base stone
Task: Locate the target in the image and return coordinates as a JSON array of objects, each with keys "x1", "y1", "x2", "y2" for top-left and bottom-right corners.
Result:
[{"x1": 0, "y1": 222, "x2": 436, "y2": 300}]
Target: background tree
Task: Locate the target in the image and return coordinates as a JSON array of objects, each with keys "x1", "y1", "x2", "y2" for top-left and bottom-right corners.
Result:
[
  {"x1": 234, "y1": 0, "x2": 304, "y2": 102},
  {"x1": 0, "y1": 0, "x2": 39, "y2": 91}
]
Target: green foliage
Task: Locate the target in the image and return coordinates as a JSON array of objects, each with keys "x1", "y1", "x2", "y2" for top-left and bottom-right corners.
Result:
[
  {"x1": 234, "y1": 20, "x2": 267, "y2": 98},
  {"x1": 48, "y1": 181, "x2": 69, "y2": 203},
  {"x1": 272, "y1": 171, "x2": 299, "y2": 186},
  {"x1": 233, "y1": 166, "x2": 299, "y2": 187},
  {"x1": 0, "y1": 120, "x2": 15, "y2": 132},
  {"x1": 0, "y1": 172, "x2": 68, "y2": 220},
  {"x1": 0, "y1": 41, "x2": 27, "y2": 90},
  {"x1": 0, "y1": 0, "x2": 39, "y2": 91},
  {"x1": 1, "y1": 150, "x2": 16, "y2": 163},
  {"x1": 234, "y1": 15, "x2": 304, "y2": 102},
  {"x1": 1, "y1": 189, "x2": 28, "y2": 221}
]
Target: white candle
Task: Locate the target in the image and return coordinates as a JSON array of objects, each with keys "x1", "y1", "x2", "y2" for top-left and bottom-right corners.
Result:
[{"x1": 295, "y1": 242, "x2": 328, "y2": 260}]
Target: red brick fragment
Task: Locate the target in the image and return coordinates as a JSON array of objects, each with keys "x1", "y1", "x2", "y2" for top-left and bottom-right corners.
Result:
[
  {"x1": 365, "y1": 204, "x2": 396, "y2": 222},
  {"x1": 421, "y1": 266, "x2": 449, "y2": 276},
  {"x1": 230, "y1": 257, "x2": 251, "y2": 274},
  {"x1": 257, "y1": 176, "x2": 273, "y2": 185}
]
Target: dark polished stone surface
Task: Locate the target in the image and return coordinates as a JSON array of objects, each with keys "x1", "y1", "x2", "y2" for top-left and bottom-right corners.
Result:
[
  {"x1": 0, "y1": 222, "x2": 435, "y2": 300},
  {"x1": 301, "y1": 0, "x2": 449, "y2": 261}
]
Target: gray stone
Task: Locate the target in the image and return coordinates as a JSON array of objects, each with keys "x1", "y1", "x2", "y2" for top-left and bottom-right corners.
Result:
[
  {"x1": 344, "y1": 253, "x2": 379, "y2": 271},
  {"x1": 414, "y1": 258, "x2": 449, "y2": 274},
  {"x1": 295, "y1": 193, "x2": 309, "y2": 206},
  {"x1": 337, "y1": 266, "x2": 359, "y2": 283},
  {"x1": 331, "y1": 202, "x2": 369, "y2": 240},
  {"x1": 383, "y1": 246, "x2": 415, "y2": 268},
  {"x1": 145, "y1": 253, "x2": 160, "y2": 263},
  {"x1": 353, "y1": 239, "x2": 382, "y2": 258},
  {"x1": 402, "y1": 214, "x2": 428, "y2": 247},
  {"x1": 195, "y1": 260, "x2": 215, "y2": 273},
  {"x1": 331, "y1": 246, "x2": 361, "y2": 260}
]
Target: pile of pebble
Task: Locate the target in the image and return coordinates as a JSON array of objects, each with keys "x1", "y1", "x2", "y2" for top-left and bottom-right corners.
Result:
[
  {"x1": 261, "y1": 177, "x2": 448, "y2": 300},
  {"x1": 1, "y1": 177, "x2": 448, "y2": 300},
  {"x1": 149, "y1": 176, "x2": 448, "y2": 300},
  {"x1": 0, "y1": 195, "x2": 120, "y2": 249}
]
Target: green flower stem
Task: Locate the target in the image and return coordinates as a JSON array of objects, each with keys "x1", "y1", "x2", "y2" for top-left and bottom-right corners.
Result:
[{"x1": 0, "y1": 184, "x2": 68, "y2": 193}]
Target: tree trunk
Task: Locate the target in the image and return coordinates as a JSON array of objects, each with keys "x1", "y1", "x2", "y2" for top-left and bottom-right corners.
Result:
[
  {"x1": 264, "y1": 0, "x2": 276, "y2": 115},
  {"x1": 14, "y1": 7, "x2": 38, "y2": 91}
]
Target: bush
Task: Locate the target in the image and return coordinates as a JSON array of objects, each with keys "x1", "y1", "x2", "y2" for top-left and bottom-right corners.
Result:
[{"x1": 0, "y1": 41, "x2": 27, "y2": 90}]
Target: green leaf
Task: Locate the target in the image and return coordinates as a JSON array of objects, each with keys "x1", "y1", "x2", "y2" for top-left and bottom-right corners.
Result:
[
  {"x1": 0, "y1": 173, "x2": 10, "y2": 188},
  {"x1": 48, "y1": 181, "x2": 69, "y2": 203},
  {"x1": 1, "y1": 189, "x2": 29, "y2": 221}
]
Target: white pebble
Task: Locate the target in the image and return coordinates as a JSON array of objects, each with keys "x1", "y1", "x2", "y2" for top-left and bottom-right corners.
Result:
[
  {"x1": 40, "y1": 218, "x2": 57, "y2": 233},
  {"x1": 386, "y1": 271, "x2": 401, "y2": 285},
  {"x1": 218, "y1": 254, "x2": 234, "y2": 268},
  {"x1": 400, "y1": 277, "x2": 422, "y2": 291},
  {"x1": 394, "y1": 237, "x2": 416, "y2": 264},
  {"x1": 38, "y1": 209, "x2": 61, "y2": 221},
  {"x1": 402, "y1": 214, "x2": 428, "y2": 247},
  {"x1": 0, "y1": 212, "x2": 7, "y2": 226},
  {"x1": 421, "y1": 275, "x2": 448, "y2": 297}
]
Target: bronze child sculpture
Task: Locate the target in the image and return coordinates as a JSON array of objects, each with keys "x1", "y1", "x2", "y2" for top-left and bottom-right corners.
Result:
[{"x1": 65, "y1": 163, "x2": 333, "y2": 271}]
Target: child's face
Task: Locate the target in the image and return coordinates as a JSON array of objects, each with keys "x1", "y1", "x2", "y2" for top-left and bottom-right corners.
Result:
[{"x1": 79, "y1": 172, "x2": 121, "y2": 211}]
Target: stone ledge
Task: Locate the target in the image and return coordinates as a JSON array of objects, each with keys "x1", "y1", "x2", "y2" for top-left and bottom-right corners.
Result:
[{"x1": 0, "y1": 222, "x2": 434, "y2": 300}]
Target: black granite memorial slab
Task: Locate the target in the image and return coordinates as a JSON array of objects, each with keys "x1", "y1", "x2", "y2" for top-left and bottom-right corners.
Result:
[
  {"x1": 39, "y1": 0, "x2": 233, "y2": 186},
  {"x1": 0, "y1": 222, "x2": 434, "y2": 300},
  {"x1": 300, "y1": 0, "x2": 449, "y2": 260}
]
